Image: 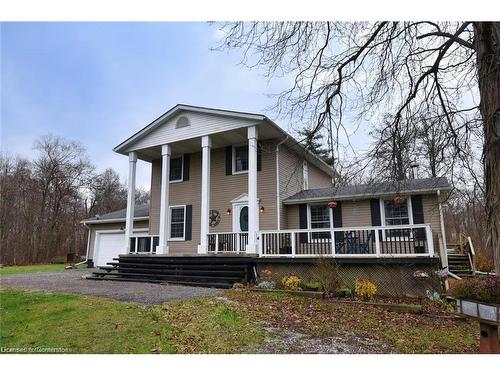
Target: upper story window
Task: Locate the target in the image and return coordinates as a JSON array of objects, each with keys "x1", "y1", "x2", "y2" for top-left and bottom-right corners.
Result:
[
  {"x1": 169, "y1": 206, "x2": 185, "y2": 240},
  {"x1": 169, "y1": 156, "x2": 183, "y2": 182},
  {"x1": 233, "y1": 145, "x2": 248, "y2": 173}
]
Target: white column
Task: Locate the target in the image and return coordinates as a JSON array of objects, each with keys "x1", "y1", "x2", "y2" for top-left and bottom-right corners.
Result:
[
  {"x1": 198, "y1": 135, "x2": 211, "y2": 254},
  {"x1": 157, "y1": 144, "x2": 171, "y2": 254},
  {"x1": 125, "y1": 152, "x2": 137, "y2": 252},
  {"x1": 247, "y1": 126, "x2": 259, "y2": 253}
]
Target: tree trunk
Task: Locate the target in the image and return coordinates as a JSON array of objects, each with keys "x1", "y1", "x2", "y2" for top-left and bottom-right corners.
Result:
[{"x1": 474, "y1": 22, "x2": 500, "y2": 274}]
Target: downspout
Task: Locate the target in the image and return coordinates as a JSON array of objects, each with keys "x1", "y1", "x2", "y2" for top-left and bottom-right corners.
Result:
[
  {"x1": 75, "y1": 222, "x2": 91, "y2": 267},
  {"x1": 437, "y1": 190, "x2": 449, "y2": 266},
  {"x1": 275, "y1": 136, "x2": 289, "y2": 230},
  {"x1": 437, "y1": 189, "x2": 451, "y2": 290}
]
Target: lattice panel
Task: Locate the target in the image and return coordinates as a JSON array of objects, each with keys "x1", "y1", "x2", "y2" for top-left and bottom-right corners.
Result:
[{"x1": 255, "y1": 262, "x2": 442, "y2": 297}]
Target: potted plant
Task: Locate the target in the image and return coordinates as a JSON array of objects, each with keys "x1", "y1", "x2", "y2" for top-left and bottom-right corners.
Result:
[{"x1": 450, "y1": 275, "x2": 500, "y2": 353}]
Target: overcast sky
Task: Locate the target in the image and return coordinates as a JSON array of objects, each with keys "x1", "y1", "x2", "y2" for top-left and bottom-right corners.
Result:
[{"x1": 1, "y1": 22, "x2": 295, "y2": 188}]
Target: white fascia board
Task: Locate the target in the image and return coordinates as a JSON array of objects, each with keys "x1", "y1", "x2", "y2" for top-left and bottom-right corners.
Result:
[
  {"x1": 112, "y1": 103, "x2": 336, "y2": 179},
  {"x1": 283, "y1": 188, "x2": 450, "y2": 205},
  {"x1": 80, "y1": 216, "x2": 149, "y2": 225},
  {"x1": 113, "y1": 104, "x2": 265, "y2": 154}
]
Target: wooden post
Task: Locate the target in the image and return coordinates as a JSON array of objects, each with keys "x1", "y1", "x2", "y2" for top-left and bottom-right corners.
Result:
[{"x1": 479, "y1": 322, "x2": 500, "y2": 354}]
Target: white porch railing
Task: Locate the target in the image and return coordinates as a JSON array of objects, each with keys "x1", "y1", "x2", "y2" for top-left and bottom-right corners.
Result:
[
  {"x1": 207, "y1": 232, "x2": 249, "y2": 253},
  {"x1": 206, "y1": 224, "x2": 435, "y2": 257},
  {"x1": 258, "y1": 224, "x2": 435, "y2": 258},
  {"x1": 129, "y1": 235, "x2": 159, "y2": 254}
]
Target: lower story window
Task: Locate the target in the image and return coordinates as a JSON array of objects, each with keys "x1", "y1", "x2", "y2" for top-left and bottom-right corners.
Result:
[
  {"x1": 383, "y1": 199, "x2": 411, "y2": 238},
  {"x1": 310, "y1": 204, "x2": 331, "y2": 239},
  {"x1": 170, "y1": 206, "x2": 186, "y2": 240}
]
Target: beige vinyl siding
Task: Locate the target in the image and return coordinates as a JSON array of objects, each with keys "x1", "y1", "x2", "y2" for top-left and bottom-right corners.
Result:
[
  {"x1": 149, "y1": 152, "x2": 202, "y2": 255},
  {"x1": 340, "y1": 200, "x2": 372, "y2": 227},
  {"x1": 421, "y1": 194, "x2": 443, "y2": 250},
  {"x1": 308, "y1": 162, "x2": 333, "y2": 189},
  {"x1": 148, "y1": 140, "x2": 278, "y2": 254},
  {"x1": 278, "y1": 145, "x2": 304, "y2": 229},
  {"x1": 87, "y1": 220, "x2": 149, "y2": 260}
]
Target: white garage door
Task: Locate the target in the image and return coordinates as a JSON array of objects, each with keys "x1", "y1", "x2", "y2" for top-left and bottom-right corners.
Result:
[{"x1": 95, "y1": 232, "x2": 126, "y2": 267}]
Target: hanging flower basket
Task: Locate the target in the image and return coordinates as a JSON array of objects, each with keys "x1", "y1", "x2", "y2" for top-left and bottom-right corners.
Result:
[
  {"x1": 393, "y1": 195, "x2": 406, "y2": 205},
  {"x1": 327, "y1": 201, "x2": 338, "y2": 209}
]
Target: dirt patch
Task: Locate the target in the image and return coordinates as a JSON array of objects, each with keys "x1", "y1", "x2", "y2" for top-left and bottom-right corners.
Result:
[{"x1": 257, "y1": 325, "x2": 394, "y2": 354}]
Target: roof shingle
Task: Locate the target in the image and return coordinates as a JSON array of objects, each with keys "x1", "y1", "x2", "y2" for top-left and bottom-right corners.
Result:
[{"x1": 284, "y1": 177, "x2": 450, "y2": 204}]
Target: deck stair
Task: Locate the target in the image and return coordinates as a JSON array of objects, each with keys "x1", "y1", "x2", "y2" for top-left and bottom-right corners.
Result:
[
  {"x1": 447, "y1": 253, "x2": 473, "y2": 277},
  {"x1": 447, "y1": 234, "x2": 475, "y2": 277},
  {"x1": 87, "y1": 254, "x2": 256, "y2": 288}
]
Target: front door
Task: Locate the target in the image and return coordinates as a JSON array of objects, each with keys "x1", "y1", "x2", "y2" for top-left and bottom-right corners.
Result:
[{"x1": 238, "y1": 206, "x2": 249, "y2": 232}]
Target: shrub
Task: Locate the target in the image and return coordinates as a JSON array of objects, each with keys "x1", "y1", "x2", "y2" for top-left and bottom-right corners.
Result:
[
  {"x1": 309, "y1": 258, "x2": 340, "y2": 294},
  {"x1": 303, "y1": 281, "x2": 321, "y2": 291},
  {"x1": 335, "y1": 287, "x2": 353, "y2": 297},
  {"x1": 450, "y1": 275, "x2": 500, "y2": 304},
  {"x1": 281, "y1": 275, "x2": 302, "y2": 291},
  {"x1": 354, "y1": 279, "x2": 377, "y2": 300},
  {"x1": 476, "y1": 256, "x2": 495, "y2": 273}
]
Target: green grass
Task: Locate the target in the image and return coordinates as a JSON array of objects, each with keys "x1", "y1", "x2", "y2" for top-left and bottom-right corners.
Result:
[
  {"x1": 0, "y1": 264, "x2": 87, "y2": 276},
  {"x1": 0, "y1": 290, "x2": 263, "y2": 354}
]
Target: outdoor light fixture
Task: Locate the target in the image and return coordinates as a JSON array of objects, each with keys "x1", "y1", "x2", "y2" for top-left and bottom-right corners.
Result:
[
  {"x1": 226, "y1": 208, "x2": 232, "y2": 216},
  {"x1": 260, "y1": 206, "x2": 265, "y2": 213}
]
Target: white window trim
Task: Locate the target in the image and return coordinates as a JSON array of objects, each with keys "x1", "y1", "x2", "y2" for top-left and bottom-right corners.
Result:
[
  {"x1": 232, "y1": 144, "x2": 249, "y2": 175},
  {"x1": 307, "y1": 203, "x2": 334, "y2": 242},
  {"x1": 168, "y1": 204, "x2": 186, "y2": 241},
  {"x1": 169, "y1": 155, "x2": 184, "y2": 183},
  {"x1": 303, "y1": 160, "x2": 309, "y2": 190},
  {"x1": 379, "y1": 197, "x2": 413, "y2": 241}
]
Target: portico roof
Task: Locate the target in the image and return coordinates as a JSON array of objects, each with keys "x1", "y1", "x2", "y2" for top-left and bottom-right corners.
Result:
[{"x1": 113, "y1": 104, "x2": 336, "y2": 177}]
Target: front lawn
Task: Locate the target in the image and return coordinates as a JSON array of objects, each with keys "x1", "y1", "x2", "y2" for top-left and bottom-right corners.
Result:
[
  {"x1": 0, "y1": 264, "x2": 87, "y2": 276},
  {"x1": 0, "y1": 289, "x2": 480, "y2": 354},
  {"x1": 224, "y1": 290, "x2": 480, "y2": 354},
  {"x1": 0, "y1": 290, "x2": 262, "y2": 354}
]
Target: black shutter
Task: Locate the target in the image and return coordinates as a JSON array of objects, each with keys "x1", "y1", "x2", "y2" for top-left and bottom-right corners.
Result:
[
  {"x1": 411, "y1": 195, "x2": 425, "y2": 241},
  {"x1": 185, "y1": 205, "x2": 192, "y2": 241},
  {"x1": 332, "y1": 202, "x2": 344, "y2": 243},
  {"x1": 225, "y1": 146, "x2": 232, "y2": 175},
  {"x1": 370, "y1": 198, "x2": 382, "y2": 241},
  {"x1": 370, "y1": 199, "x2": 382, "y2": 226},
  {"x1": 257, "y1": 143, "x2": 262, "y2": 171},
  {"x1": 299, "y1": 204, "x2": 308, "y2": 243},
  {"x1": 183, "y1": 154, "x2": 190, "y2": 182}
]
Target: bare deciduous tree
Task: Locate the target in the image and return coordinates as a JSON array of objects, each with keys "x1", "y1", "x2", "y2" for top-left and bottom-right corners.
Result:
[
  {"x1": 0, "y1": 135, "x2": 147, "y2": 265},
  {"x1": 216, "y1": 21, "x2": 500, "y2": 273}
]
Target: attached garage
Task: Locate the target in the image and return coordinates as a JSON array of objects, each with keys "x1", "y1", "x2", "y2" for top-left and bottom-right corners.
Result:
[
  {"x1": 94, "y1": 231, "x2": 126, "y2": 267},
  {"x1": 81, "y1": 204, "x2": 150, "y2": 267}
]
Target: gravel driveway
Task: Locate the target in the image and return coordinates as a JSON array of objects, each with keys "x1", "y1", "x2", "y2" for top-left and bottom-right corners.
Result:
[{"x1": 0, "y1": 269, "x2": 221, "y2": 304}]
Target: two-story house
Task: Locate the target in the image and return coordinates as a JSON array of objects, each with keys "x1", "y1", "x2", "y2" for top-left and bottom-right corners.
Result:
[{"x1": 82, "y1": 104, "x2": 451, "y2": 296}]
